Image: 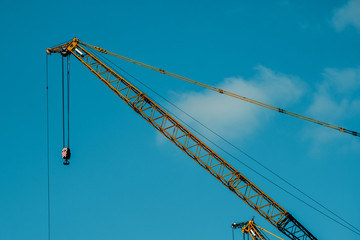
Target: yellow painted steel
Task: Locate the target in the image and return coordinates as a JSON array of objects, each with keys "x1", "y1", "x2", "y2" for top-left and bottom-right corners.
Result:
[
  {"x1": 46, "y1": 38, "x2": 317, "y2": 240},
  {"x1": 242, "y1": 220, "x2": 268, "y2": 240},
  {"x1": 241, "y1": 220, "x2": 284, "y2": 240},
  {"x1": 80, "y1": 40, "x2": 359, "y2": 138},
  {"x1": 254, "y1": 223, "x2": 285, "y2": 240}
]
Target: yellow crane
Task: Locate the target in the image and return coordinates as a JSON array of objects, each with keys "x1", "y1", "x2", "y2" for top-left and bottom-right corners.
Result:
[
  {"x1": 46, "y1": 38, "x2": 317, "y2": 240},
  {"x1": 232, "y1": 219, "x2": 284, "y2": 240}
]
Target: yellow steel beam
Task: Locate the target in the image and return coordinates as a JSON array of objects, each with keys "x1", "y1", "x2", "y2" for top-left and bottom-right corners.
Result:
[
  {"x1": 242, "y1": 220, "x2": 269, "y2": 240},
  {"x1": 254, "y1": 223, "x2": 285, "y2": 240}
]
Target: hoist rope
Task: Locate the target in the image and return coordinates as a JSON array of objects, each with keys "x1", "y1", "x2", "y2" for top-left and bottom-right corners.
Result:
[
  {"x1": 67, "y1": 56, "x2": 70, "y2": 148},
  {"x1": 62, "y1": 57, "x2": 65, "y2": 147},
  {"x1": 46, "y1": 53, "x2": 51, "y2": 240},
  {"x1": 61, "y1": 55, "x2": 71, "y2": 148},
  {"x1": 85, "y1": 48, "x2": 360, "y2": 236},
  {"x1": 80, "y1": 41, "x2": 359, "y2": 138}
]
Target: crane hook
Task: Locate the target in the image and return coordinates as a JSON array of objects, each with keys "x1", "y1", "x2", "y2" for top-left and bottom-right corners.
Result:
[{"x1": 62, "y1": 147, "x2": 71, "y2": 165}]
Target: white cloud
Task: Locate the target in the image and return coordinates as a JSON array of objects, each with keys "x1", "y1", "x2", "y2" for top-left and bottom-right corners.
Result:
[
  {"x1": 333, "y1": 0, "x2": 360, "y2": 31},
  {"x1": 307, "y1": 67, "x2": 360, "y2": 120},
  {"x1": 168, "y1": 66, "x2": 305, "y2": 140},
  {"x1": 157, "y1": 64, "x2": 360, "y2": 155},
  {"x1": 305, "y1": 66, "x2": 360, "y2": 146},
  {"x1": 322, "y1": 67, "x2": 360, "y2": 94}
]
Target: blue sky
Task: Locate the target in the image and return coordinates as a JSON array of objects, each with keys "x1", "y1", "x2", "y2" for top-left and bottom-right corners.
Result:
[{"x1": 1, "y1": 0, "x2": 360, "y2": 239}]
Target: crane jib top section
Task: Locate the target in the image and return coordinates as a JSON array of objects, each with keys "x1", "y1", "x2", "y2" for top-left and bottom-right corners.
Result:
[{"x1": 46, "y1": 38, "x2": 317, "y2": 240}]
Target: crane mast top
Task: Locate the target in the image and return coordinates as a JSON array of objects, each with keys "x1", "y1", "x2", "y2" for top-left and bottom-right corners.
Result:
[{"x1": 46, "y1": 38, "x2": 317, "y2": 240}]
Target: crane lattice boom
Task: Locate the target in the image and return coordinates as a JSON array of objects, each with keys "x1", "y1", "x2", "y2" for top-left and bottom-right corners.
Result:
[{"x1": 46, "y1": 38, "x2": 317, "y2": 240}]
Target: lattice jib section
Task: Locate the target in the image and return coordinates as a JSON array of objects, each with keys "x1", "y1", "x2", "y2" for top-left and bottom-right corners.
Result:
[
  {"x1": 74, "y1": 46, "x2": 288, "y2": 227},
  {"x1": 278, "y1": 214, "x2": 316, "y2": 240}
]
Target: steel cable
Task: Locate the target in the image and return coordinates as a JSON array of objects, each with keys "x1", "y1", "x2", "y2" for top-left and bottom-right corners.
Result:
[
  {"x1": 62, "y1": 57, "x2": 65, "y2": 147},
  {"x1": 46, "y1": 53, "x2": 51, "y2": 240},
  {"x1": 80, "y1": 41, "x2": 359, "y2": 137},
  {"x1": 67, "y1": 55, "x2": 70, "y2": 148}
]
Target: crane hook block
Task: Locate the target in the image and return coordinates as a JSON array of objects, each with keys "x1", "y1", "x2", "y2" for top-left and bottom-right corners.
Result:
[{"x1": 62, "y1": 147, "x2": 71, "y2": 165}]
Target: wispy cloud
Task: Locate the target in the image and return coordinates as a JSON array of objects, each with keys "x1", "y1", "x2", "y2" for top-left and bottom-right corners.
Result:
[
  {"x1": 307, "y1": 67, "x2": 360, "y2": 121},
  {"x1": 332, "y1": 0, "x2": 360, "y2": 31},
  {"x1": 155, "y1": 64, "x2": 360, "y2": 156},
  {"x1": 167, "y1": 66, "x2": 305, "y2": 141},
  {"x1": 304, "y1": 67, "x2": 360, "y2": 150}
]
